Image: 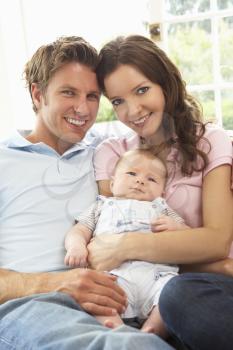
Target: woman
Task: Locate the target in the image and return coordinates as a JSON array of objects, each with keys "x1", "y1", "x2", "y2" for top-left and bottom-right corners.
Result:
[{"x1": 88, "y1": 35, "x2": 233, "y2": 349}]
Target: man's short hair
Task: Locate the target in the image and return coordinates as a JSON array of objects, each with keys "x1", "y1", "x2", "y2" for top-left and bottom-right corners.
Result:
[{"x1": 24, "y1": 36, "x2": 98, "y2": 112}]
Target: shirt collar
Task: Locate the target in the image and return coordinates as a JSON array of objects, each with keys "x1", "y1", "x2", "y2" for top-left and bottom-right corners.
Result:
[{"x1": 1, "y1": 129, "x2": 97, "y2": 156}]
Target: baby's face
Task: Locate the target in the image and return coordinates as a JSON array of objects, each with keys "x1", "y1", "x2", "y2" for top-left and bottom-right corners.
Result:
[{"x1": 111, "y1": 154, "x2": 166, "y2": 201}]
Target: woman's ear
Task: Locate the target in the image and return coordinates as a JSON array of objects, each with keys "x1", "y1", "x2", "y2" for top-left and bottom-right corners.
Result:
[{"x1": 31, "y1": 83, "x2": 43, "y2": 111}]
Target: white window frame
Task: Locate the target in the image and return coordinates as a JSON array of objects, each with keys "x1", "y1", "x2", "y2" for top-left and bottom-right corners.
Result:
[{"x1": 148, "y1": 0, "x2": 233, "y2": 135}]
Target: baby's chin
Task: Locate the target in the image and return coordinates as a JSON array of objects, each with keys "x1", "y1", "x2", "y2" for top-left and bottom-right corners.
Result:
[{"x1": 123, "y1": 193, "x2": 153, "y2": 201}]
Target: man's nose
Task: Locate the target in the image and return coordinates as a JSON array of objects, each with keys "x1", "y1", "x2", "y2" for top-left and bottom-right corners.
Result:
[{"x1": 74, "y1": 99, "x2": 89, "y2": 116}]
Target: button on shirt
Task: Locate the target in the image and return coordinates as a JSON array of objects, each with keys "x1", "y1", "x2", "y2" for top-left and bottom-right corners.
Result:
[{"x1": 0, "y1": 130, "x2": 98, "y2": 272}]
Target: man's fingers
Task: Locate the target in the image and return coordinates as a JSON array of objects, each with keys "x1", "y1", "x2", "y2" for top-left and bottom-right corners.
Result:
[
  {"x1": 93, "y1": 272, "x2": 126, "y2": 298},
  {"x1": 82, "y1": 301, "x2": 119, "y2": 316},
  {"x1": 89, "y1": 280, "x2": 127, "y2": 310},
  {"x1": 93, "y1": 293, "x2": 126, "y2": 314}
]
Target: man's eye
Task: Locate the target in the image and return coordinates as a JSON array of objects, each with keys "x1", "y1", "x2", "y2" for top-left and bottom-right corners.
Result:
[
  {"x1": 137, "y1": 87, "x2": 149, "y2": 95},
  {"x1": 111, "y1": 98, "x2": 123, "y2": 107},
  {"x1": 62, "y1": 90, "x2": 74, "y2": 96},
  {"x1": 126, "y1": 171, "x2": 136, "y2": 176},
  {"x1": 88, "y1": 93, "x2": 100, "y2": 101}
]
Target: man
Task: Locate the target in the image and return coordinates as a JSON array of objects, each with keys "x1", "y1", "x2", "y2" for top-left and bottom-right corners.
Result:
[{"x1": 0, "y1": 36, "x2": 172, "y2": 350}]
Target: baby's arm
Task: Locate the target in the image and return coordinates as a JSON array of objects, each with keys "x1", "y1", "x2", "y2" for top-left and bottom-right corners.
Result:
[
  {"x1": 64, "y1": 223, "x2": 92, "y2": 267},
  {"x1": 151, "y1": 214, "x2": 189, "y2": 232},
  {"x1": 151, "y1": 204, "x2": 189, "y2": 232}
]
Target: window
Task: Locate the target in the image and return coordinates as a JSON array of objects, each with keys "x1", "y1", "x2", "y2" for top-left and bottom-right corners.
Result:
[{"x1": 162, "y1": 0, "x2": 233, "y2": 133}]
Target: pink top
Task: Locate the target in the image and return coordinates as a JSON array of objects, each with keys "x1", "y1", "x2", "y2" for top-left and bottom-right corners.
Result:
[{"x1": 94, "y1": 125, "x2": 233, "y2": 256}]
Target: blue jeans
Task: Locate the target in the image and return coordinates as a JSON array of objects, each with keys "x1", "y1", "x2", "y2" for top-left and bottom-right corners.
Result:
[
  {"x1": 0, "y1": 292, "x2": 173, "y2": 350},
  {"x1": 159, "y1": 272, "x2": 233, "y2": 350}
]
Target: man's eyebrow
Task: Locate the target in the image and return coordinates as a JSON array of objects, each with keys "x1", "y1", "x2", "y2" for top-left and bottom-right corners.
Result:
[
  {"x1": 59, "y1": 85, "x2": 76, "y2": 90},
  {"x1": 88, "y1": 90, "x2": 101, "y2": 95},
  {"x1": 59, "y1": 85, "x2": 100, "y2": 94}
]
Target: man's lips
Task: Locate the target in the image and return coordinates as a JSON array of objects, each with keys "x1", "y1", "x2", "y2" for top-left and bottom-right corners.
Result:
[{"x1": 65, "y1": 117, "x2": 87, "y2": 126}]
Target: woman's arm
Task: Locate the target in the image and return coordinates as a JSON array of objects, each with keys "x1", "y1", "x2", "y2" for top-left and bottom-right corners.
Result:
[
  {"x1": 88, "y1": 165, "x2": 233, "y2": 271},
  {"x1": 180, "y1": 258, "x2": 233, "y2": 276},
  {"x1": 97, "y1": 180, "x2": 112, "y2": 197}
]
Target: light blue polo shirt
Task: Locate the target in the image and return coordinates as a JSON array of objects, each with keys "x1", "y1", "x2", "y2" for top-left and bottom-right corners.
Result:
[{"x1": 0, "y1": 130, "x2": 98, "y2": 272}]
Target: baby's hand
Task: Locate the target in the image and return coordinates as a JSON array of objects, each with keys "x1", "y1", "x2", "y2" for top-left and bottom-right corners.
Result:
[
  {"x1": 64, "y1": 246, "x2": 88, "y2": 268},
  {"x1": 150, "y1": 215, "x2": 188, "y2": 232}
]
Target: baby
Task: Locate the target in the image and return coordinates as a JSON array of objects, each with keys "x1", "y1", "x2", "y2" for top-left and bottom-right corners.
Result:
[{"x1": 64, "y1": 149, "x2": 188, "y2": 337}]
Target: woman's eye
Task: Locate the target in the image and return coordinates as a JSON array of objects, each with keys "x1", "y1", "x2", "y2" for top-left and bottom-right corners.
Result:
[
  {"x1": 111, "y1": 98, "x2": 123, "y2": 107},
  {"x1": 137, "y1": 87, "x2": 149, "y2": 95},
  {"x1": 126, "y1": 171, "x2": 136, "y2": 176}
]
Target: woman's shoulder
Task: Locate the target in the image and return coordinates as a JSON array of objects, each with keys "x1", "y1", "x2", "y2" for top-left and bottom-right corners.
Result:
[
  {"x1": 94, "y1": 133, "x2": 139, "y2": 180},
  {"x1": 95, "y1": 133, "x2": 139, "y2": 156},
  {"x1": 199, "y1": 123, "x2": 232, "y2": 150},
  {"x1": 203, "y1": 123, "x2": 230, "y2": 140}
]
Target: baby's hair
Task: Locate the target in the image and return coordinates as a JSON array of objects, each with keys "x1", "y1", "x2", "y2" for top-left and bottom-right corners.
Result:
[{"x1": 114, "y1": 148, "x2": 168, "y2": 179}]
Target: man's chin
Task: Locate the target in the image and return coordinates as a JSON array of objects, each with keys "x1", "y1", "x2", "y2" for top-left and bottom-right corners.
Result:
[
  {"x1": 63, "y1": 131, "x2": 86, "y2": 144},
  {"x1": 56, "y1": 132, "x2": 86, "y2": 152}
]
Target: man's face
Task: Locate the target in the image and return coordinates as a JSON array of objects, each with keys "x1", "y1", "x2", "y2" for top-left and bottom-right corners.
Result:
[{"x1": 33, "y1": 62, "x2": 100, "y2": 153}]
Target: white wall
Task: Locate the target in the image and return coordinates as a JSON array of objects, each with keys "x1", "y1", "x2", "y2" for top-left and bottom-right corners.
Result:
[{"x1": 0, "y1": 0, "x2": 149, "y2": 138}]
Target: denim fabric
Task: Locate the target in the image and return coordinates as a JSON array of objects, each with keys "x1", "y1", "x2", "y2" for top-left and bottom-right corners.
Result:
[
  {"x1": 159, "y1": 273, "x2": 233, "y2": 350},
  {"x1": 0, "y1": 292, "x2": 173, "y2": 350}
]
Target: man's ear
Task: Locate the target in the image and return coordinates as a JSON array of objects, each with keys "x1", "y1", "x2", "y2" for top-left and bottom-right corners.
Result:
[{"x1": 31, "y1": 83, "x2": 43, "y2": 110}]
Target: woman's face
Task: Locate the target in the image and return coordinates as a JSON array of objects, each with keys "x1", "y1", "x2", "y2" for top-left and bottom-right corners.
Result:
[{"x1": 104, "y1": 64, "x2": 166, "y2": 143}]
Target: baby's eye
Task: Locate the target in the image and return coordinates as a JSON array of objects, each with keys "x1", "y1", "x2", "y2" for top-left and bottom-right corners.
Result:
[
  {"x1": 137, "y1": 86, "x2": 149, "y2": 95},
  {"x1": 126, "y1": 171, "x2": 136, "y2": 176},
  {"x1": 111, "y1": 98, "x2": 123, "y2": 107},
  {"x1": 148, "y1": 177, "x2": 157, "y2": 183}
]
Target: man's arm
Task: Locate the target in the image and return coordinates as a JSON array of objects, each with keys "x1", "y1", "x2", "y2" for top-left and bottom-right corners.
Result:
[{"x1": 0, "y1": 267, "x2": 127, "y2": 315}]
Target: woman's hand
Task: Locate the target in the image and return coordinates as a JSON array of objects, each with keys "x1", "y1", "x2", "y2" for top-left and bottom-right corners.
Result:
[{"x1": 87, "y1": 234, "x2": 125, "y2": 271}]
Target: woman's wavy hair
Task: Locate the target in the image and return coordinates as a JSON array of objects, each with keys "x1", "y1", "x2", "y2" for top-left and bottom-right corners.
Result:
[
  {"x1": 24, "y1": 36, "x2": 98, "y2": 113},
  {"x1": 97, "y1": 35, "x2": 210, "y2": 175}
]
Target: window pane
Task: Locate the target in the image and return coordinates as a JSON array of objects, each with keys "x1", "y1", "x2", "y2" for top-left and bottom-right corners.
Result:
[
  {"x1": 165, "y1": 0, "x2": 210, "y2": 16},
  {"x1": 222, "y1": 90, "x2": 233, "y2": 129},
  {"x1": 168, "y1": 20, "x2": 212, "y2": 85},
  {"x1": 219, "y1": 16, "x2": 233, "y2": 82},
  {"x1": 191, "y1": 90, "x2": 216, "y2": 123},
  {"x1": 217, "y1": 0, "x2": 233, "y2": 10},
  {"x1": 96, "y1": 96, "x2": 115, "y2": 123}
]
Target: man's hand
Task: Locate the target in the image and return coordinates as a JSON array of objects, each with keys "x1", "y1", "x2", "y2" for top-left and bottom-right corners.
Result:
[
  {"x1": 0, "y1": 268, "x2": 127, "y2": 316},
  {"x1": 55, "y1": 268, "x2": 127, "y2": 316}
]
